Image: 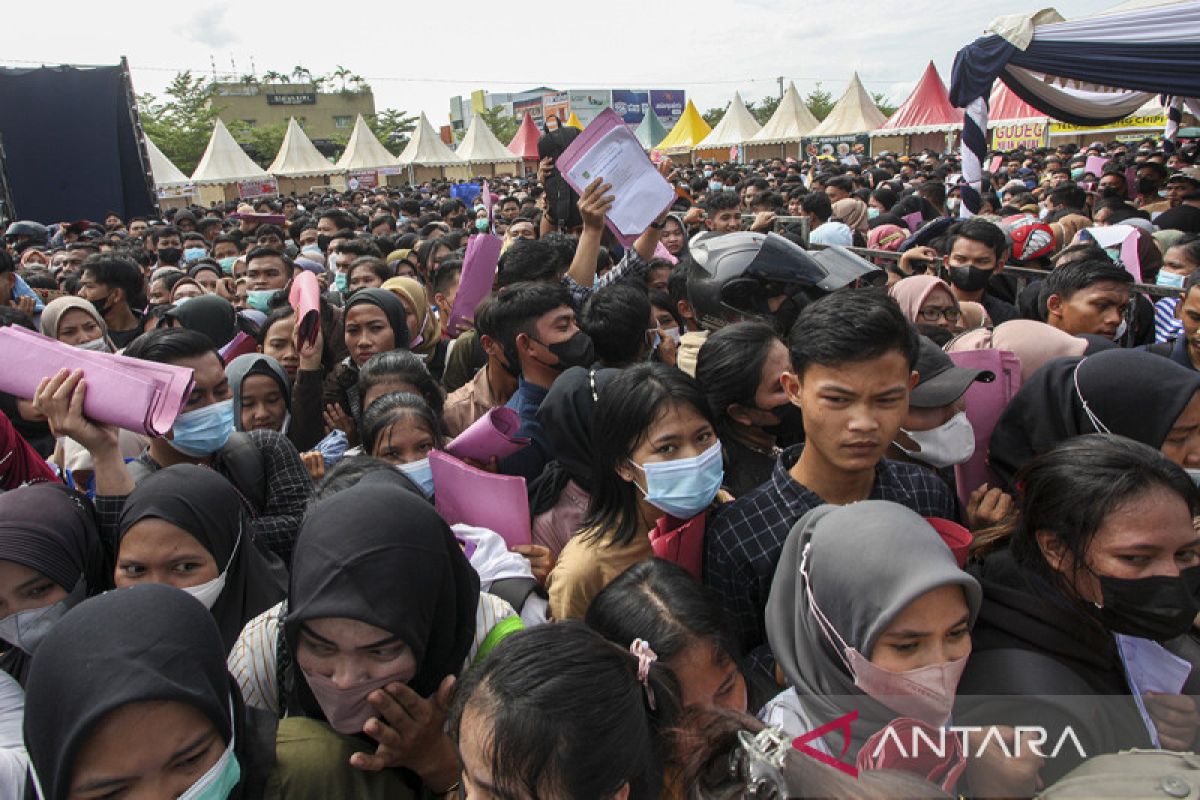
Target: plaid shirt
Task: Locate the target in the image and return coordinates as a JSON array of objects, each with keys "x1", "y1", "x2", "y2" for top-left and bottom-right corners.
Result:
[
  {"x1": 704, "y1": 444, "x2": 958, "y2": 675},
  {"x1": 561, "y1": 247, "x2": 650, "y2": 308},
  {"x1": 95, "y1": 430, "x2": 313, "y2": 565}
]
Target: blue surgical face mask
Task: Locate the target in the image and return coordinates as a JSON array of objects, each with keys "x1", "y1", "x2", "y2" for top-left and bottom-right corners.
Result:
[
  {"x1": 1071, "y1": 167, "x2": 1085, "y2": 180},
  {"x1": 176, "y1": 711, "x2": 241, "y2": 800},
  {"x1": 1157, "y1": 271, "x2": 1188, "y2": 289},
  {"x1": 184, "y1": 247, "x2": 208, "y2": 264},
  {"x1": 169, "y1": 399, "x2": 235, "y2": 457},
  {"x1": 630, "y1": 440, "x2": 724, "y2": 519},
  {"x1": 246, "y1": 289, "x2": 275, "y2": 313},
  {"x1": 475, "y1": 218, "x2": 489, "y2": 232},
  {"x1": 709, "y1": 180, "x2": 724, "y2": 192},
  {"x1": 333, "y1": 272, "x2": 348, "y2": 293},
  {"x1": 867, "y1": 207, "x2": 880, "y2": 219},
  {"x1": 218, "y1": 256, "x2": 238, "y2": 274},
  {"x1": 396, "y1": 458, "x2": 435, "y2": 499}
]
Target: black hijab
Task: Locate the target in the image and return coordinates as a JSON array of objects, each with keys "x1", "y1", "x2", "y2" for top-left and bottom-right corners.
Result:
[
  {"x1": 529, "y1": 366, "x2": 619, "y2": 516},
  {"x1": 345, "y1": 288, "x2": 411, "y2": 352},
  {"x1": 23, "y1": 584, "x2": 259, "y2": 800},
  {"x1": 0, "y1": 482, "x2": 110, "y2": 683},
  {"x1": 989, "y1": 350, "x2": 1200, "y2": 491},
  {"x1": 284, "y1": 472, "x2": 478, "y2": 710},
  {"x1": 118, "y1": 465, "x2": 288, "y2": 652},
  {"x1": 162, "y1": 294, "x2": 238, "y2": 349},
  {"x1": 0, "y1": 392, "x2": 53, "y2": 459}
]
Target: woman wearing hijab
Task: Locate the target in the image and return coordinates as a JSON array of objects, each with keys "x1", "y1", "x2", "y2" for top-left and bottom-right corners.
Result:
[
  {"x1": 762, "y1": 500, "x2": 982, "y2": 794},
  {"x1": 226, "y1": 352, "x2": 293, "y2": 438},
  {"x1": 24, "y1": 583, "x2": 272, "y2": 799},
  {"x1": 988, "y1": 348, "x2": 1200, "y2": 491},
  {"x1": 946, "y1": 318, "x2": 1088, "y2": 383},
  {"x1": 302, "y1": 288, "x2": 408, "y2": 446},
  {"x1": 38, "y1": 295, "x2": 113, "y2": 352},
  {"x1": 529, "y1": 366, "x2": 618, "y2": 557},
  {"x1": 115, "y1": 464, "x2": 288, "y2": 653},
  {"x1": 831, "y1": 197, "x2": 870, "y2": 246},
  {"x1": 888, "y1": 274, "x2": 964, "y2": 338},
  {"x1": 0, "y1": 483, "x2": 110, "y2": 685},
  {"x1": 381, "y1": 276, "x2": 448, "y2": 380},
  {"x1": 229, "y1": 476, "x2": 493, "y2": 798},
  {"x1": 660, "y1": 213, "x2": 689, "y2": 260}
]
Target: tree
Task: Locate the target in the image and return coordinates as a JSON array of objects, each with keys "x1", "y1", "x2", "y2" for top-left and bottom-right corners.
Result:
[
  {"x1": 871, "y1": 91, "x2": 898, "y2": 118},
  {"x1": 702, "y1": 107, "x2": 725, "y2": 128},
  {"x1": 330, "y1": 65, "x2": 352, "y2": 92},
  {"x1": 367, "y1": 109, "x2": 418, "y2": 156},
  {"x1": 749, "y1": 95, "x2": 781, "y2": 125},
  {"x1": 291, "y1": 65, "x2": 313, "y2": 85},
  {"x1": 478, "y1": 105, "x2": 520, "y2": 146},
  {"x1": 227, "y1": 119, "x2": 289, "y2": 168},
  {"x1": 804, "y1": 83, "x2": 834, "y2": 121},
  {"x1": 261, "y1": 70, "x2": 287, "y2": 85},
  {"x1": 138, "y1": 71, "x2": 221, "y2": 175}
]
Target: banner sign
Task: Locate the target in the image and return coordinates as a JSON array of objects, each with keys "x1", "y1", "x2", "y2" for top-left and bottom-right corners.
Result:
[
  {"x1": 347, "y1": 170, "x2": 379, "y2": 190},
  {"x1": 802, "y1": 134, "x2": 871, "y2": 160},
  {"x1": 990, "y1": 122, "x2": 1046, "y2": 151},
  {"x1": 569, "y1": 89, "x2": 612, "y2": 126},
  {"x1": 1049, "y1": 113, "x2": 1167, "y2": 137},
  {"x1": 237, "y1": 178, "x2": 278, "y2": 198},
  {"x1": 611, "y1": 90, "x2": 649, "y2": 125},
  {"x1": 542, "y1": 92, "x2": 571, "y2": 128},
  {"x1": 650, "y1": 90, "x2": 686, "y2": 127},
  {"x1": 266, "y1": 93, "x2": 316, "y2": 106},
  {"x1": 513, "y1": 97, "x2": 545, "y2": 127},
  {"x1": 156, "y1": 185, "x2": 195, "y2": 200}
]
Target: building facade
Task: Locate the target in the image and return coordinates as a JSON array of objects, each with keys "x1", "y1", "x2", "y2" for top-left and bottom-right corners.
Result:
[{"x1": 209, "y1": 82, "x2": 376, "y2": 148}]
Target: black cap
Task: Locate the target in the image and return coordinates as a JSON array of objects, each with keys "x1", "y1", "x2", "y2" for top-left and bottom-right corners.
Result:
[{"x1": 910, "y1": 336, "x2": 994, "y2": 408}]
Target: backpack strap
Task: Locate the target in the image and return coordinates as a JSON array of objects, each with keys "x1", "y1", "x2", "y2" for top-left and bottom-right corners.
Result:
[{"x1": 215, "y1": 433, "x2": 268, "y2": 513}]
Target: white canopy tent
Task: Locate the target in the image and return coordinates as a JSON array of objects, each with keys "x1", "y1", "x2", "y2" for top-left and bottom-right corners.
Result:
[
  {"x1": 455, "y1": 114, "x2": 520, "y2": 177},
  {"x1": 747, "y1": 82, "x2": 819, "y2": 160},
  {"x1": 268, "y1": 118, "x2": 340, "y2": 193},
  {"x1": 807, "y1": 74, "x2": 888, "y2": 137},
  {"x1": 144, "y1": 136, "x2": 195, "y2": 209},
  {"x1": 190, "y1": 118, "x2": 274, "y2": 205},
  {"x1": 695, "y1": 92, "x2": 762, "y2": 159},
  {"x1": 396, "y1": 113, "x2": 470, "y2": 181}
]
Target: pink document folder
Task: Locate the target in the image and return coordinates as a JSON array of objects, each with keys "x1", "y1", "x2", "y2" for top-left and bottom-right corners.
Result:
[
  {"x1": 0, "y1": 326, "x2": 194, "y2": 436},
  {"x1": 288, "y1": 271, "x2": 321, "y2": 348},
  {"x1": 430, "y1": 450, "x2": 531, "y2": 547},
  {"x1": 443, "y1": 407, "x2": 530, "y2": 463},
  {"x1": 447, "y1": 234, "x2": 502, "y2": 336}
]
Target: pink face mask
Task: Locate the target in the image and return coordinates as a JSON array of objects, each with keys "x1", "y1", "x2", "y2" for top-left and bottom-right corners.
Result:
[
  {"x1": 301, "y1": 669, "x2": 408, "y2": 735},
  {"x1": 802, "y1": 543, "x2": 966, "y2": 727}
]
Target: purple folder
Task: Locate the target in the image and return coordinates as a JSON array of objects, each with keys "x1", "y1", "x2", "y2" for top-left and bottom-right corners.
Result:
[
  {"x1": 949, "y1": 349, "x2": 1022, "y2": 509},
  {"x1": 0, "y1": 326, "x2": 194, "y2": 436},
  {"x1": 447, "y1": 234, "x2": 502, "y2": 336},
  {"x1": 443, "y1": 406, "x2": 530, "y2": 463},
  {"x1": 430, "y1": 450, "x2": 531, "y2": 547}
]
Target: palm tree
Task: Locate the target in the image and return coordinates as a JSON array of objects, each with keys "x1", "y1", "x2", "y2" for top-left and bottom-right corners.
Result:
[
  {"x1": 291, "y1": 65, "x2": 313, "y2": 85},
  {"x1": 349, "y1": 74, "x2": 370, "y2": 94},
  {"x1": 331, "y1": 66, "x2": 352, "y2": 92},
  {"x1": 262, "y1": 70, "x2": 286, "y2": 85}
]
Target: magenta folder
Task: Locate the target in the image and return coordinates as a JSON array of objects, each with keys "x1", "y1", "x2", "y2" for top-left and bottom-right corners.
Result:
[
  {"x1": 556, "y1": 108, "x2": 675, "y2": 247},
  {"x1": 444, "y1": 407, "x2": 530, "y2": 463},
  {"x1": 219, "y1": 331, "x2": 257, "y2": 362},
  {"x1": 447, "y1": 234, "x2": 502, "y2": 336},
  {"x1": 288, "y1": 271, "x2": 321, "y2": 348},
  {"x1": 948, "y1": 349, "x2": 1022, "y2": 508},
  {"x1": 429, "y1": 450, "x2": 531, "y2": 547},
  {"x1": 0, "y1": 326, "x2": 194, "y2": 436}
]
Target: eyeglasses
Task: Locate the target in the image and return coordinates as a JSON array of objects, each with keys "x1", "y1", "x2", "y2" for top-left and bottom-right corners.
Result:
[{"x1": 918, "y1": 306, "x2": 962, "y2": 323}]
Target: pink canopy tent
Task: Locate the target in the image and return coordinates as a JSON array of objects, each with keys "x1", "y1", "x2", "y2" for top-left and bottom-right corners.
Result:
[
  {"x1": 507, "y1": 112, "x2": 541, "y2": 161},
  {"x1": 874, "y1": 62, "x2": 963, "y2": 153}
]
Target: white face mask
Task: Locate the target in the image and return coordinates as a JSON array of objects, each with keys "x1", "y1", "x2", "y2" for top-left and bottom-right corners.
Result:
[
  {"x1": 182, "y1": 528, "x2": 241, "y2": 611},
  {"x1": 895, "y1": 411, "x2": 975, "y2": 469},
  {"x1": 0, "y1": 578, "x2": 86, "y2": 654},
  {"x1": 75, "y1": 337, "x2": 111, "y2": 353},
  {"x1": 1186, "y1": 468, "x2": 1200, "y2": 487}
]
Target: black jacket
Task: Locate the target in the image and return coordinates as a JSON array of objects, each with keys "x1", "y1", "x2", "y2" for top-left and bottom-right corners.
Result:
[{"x1": 957, "y1": 549, "x2": 1158, "y2": 784}]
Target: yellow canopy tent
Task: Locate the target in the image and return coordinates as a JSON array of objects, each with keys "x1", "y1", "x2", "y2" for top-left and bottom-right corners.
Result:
[{"x1": 656, "y1": 100, "x2": 713, "y2": 156}]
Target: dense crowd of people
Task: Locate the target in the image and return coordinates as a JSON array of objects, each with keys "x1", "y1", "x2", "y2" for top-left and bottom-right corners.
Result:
[{"x1": 0, "y1": 129, "x2": 1199, "y2": 798}]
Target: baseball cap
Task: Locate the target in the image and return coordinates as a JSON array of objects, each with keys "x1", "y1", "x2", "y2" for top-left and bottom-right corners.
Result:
[{"x1": 910, "y1": 336, "x2": 994, "y2": 408}]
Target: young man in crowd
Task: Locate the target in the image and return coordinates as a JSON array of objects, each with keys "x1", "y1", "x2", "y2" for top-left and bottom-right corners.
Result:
[
  {"x1": 77, "y1": 253, "x2": 144, "y2": 348},
  {"x1": 942, "y1": 219, "x2": 1019, "y2": 324},
  {"x1": 1042, "y1": 258, "x2": 1134, "y2": 340},
  {"x1": 704, "y1": 289, "x2": 958, "y2": 676}
]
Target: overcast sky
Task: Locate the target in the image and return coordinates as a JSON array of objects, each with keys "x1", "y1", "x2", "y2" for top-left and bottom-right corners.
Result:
[{"x1": 6, "y1": 0, "x2": 1115, "y2": 123}]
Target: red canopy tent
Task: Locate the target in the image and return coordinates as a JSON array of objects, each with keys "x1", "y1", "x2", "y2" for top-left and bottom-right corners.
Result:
[
  {"x1": 987, "y1": 81, "x2": 1048, "y2": 125},
  {"x1": 873, "y1": 62, "x2": 963, "y2": 154},
  {"x1": 507, "y1": 112, "x2": 541, "y2": 163},
  {"x1": 986, "y1": 81, "x2": 1050, "y2": 151}
]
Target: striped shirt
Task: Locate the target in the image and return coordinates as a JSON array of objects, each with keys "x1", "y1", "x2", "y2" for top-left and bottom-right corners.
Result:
[{"x1": 1155, "y1": 296, "x2": 1184, "y2": 343}]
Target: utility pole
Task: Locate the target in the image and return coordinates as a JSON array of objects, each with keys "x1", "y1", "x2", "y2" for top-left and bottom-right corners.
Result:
[{"x1": 778, "y1": 76, "x2": 784, "y2": 100}]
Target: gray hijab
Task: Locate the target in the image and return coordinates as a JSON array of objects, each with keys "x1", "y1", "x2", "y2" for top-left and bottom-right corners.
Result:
[
  {"x1": 765, "y1": 500, "x2": 981, "y2": 751},
  {"x1": 224, "y1": 353, "x2": 291, "y2": 431}
]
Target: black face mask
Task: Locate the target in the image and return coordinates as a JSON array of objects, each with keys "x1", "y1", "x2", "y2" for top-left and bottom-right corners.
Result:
[
  {"x1": 541, "y1": 330, "x2": 594, "y2": 371},
  {"x1": 90, "y1": 293, "x2": 112, "y2": 318},
  {"x1": 157, "y1": 247, "x2": 182, "y2": 266},
  {"x1": 1099, "y1": 186, "x2": 1123, "y2": 200},
  {"x1": 947, "y1": 265, "x2": 991, "y2": 293},
  {"x1": 1136, "y1": 178, "x2": 1160, "y2": 197},
  {"x1": 1088, "y1": 567, "x2": 1200, "y2": 642},
  {"x1": 317, "y1": 234, "x2": 332, "y2": 253},
  {"x1": 762, "y1": 402, "x2": 804, "y2": 443}
]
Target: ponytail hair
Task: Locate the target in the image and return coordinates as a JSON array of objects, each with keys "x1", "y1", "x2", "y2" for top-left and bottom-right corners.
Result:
[{"x1": 449, "y1": 622, "x2": 680, "y2": 800}]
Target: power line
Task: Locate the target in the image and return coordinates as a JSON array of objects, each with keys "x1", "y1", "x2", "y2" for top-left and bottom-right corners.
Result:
[{"x1": 0, "y1": 57, "x2": 908, "y2": 87}]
